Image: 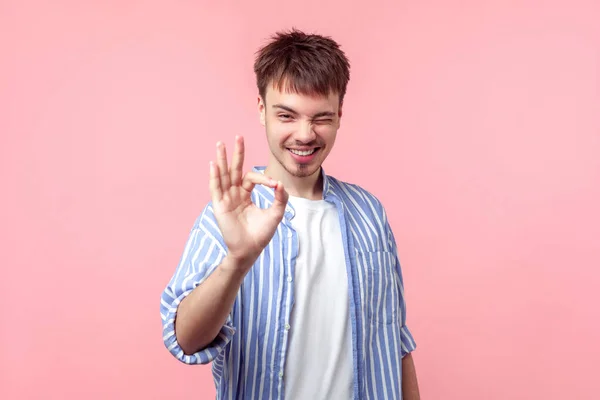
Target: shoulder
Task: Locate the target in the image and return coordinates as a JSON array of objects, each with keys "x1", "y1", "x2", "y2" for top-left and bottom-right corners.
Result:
[
  {"x1": 188, "y1": 201, "x2": 227, "y2": 249},
  {"x1": 327, "y1": 175, "x2": 393, "y2": 235},
  {"x1": 327, "y1": 174, "x2": 398, "y2": 252},
  {"x1": 192, "y1": 201, "x2": 217, "y2": 228},
  {"x1": 327, "y1": 175, "x2": 387, "y2": 217}
]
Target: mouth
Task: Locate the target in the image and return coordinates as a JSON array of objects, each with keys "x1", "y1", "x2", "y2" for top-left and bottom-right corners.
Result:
[
  {"x1": 287, "y1": 147, "x2": 321, "y2": 162},
  {"x1": 288, "y1": 148, "x2": 318, "y2": 156}
]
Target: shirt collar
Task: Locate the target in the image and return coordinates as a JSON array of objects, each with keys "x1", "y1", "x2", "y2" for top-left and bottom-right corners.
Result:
[{"x1": 251, "y1": 166, "x2": 335, "y2": 219}]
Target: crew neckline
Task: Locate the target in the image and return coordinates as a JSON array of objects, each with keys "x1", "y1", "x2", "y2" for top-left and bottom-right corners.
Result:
[{"x1": 288, "y1": 194, "x2": 333, "y2": 211}]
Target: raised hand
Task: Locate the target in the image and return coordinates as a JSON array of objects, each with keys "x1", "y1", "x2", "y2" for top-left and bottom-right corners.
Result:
[{"x1": 209, "y1": 136, "x2": 288, "y2": 269}]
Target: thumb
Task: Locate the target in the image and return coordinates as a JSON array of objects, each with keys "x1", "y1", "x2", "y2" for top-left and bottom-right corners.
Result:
[{"x1": 269, "y1": 181, "x2": 288, "y2": 218}]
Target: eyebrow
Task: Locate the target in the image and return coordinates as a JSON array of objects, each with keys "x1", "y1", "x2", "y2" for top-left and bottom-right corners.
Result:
[{"x1": 272, "y1": 104, "x2": 336, "y2": 119}]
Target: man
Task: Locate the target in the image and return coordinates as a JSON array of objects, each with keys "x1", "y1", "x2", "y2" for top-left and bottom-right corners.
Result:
[{"x1": 160, "y1": 29, "x2": 420, "y2": 399}]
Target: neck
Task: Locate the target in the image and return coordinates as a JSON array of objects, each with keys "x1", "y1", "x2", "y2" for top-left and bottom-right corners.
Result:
[{"x1": 264, "y1": 162, "x2": 323, "y2": 200}]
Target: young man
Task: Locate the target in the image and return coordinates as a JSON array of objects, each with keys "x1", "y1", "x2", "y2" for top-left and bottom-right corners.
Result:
[{"x1": 160, "y1": 29, "x2": 420, "y2": 399}]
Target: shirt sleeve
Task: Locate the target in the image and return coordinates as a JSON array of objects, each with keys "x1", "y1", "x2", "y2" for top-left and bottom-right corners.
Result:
[
  {"x1": 160, "y1": 204, "x2": 236, "y2": 365},
  {"x1": 384, "y1": 209, "x2": 418, "y2": 357}
]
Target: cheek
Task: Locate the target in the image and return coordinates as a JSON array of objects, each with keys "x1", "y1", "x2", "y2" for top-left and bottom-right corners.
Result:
[
  {"x1": 270, "y1": 122, "x2": 295, "y2": 139},
  {"x1": 266, "y1": 123, "x2": 292, "y2": 145},
  {"x1": 315, "y1": 126, "x2": 337, "y2": 142}
]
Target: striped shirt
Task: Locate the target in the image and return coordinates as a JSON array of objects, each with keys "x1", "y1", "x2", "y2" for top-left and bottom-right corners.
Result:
[{"x1": 160, "y1": 166, "x2": 417, "y2": 400}]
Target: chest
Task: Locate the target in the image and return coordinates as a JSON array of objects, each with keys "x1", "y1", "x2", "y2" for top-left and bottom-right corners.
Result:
[{"x1": 238, "y1": 211, "x2": 400, "y2": 324}]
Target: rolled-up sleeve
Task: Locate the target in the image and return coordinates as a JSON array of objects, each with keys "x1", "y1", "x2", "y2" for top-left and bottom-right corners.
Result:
[
  {"x1": 383, "y1": 208, "x2": 417, "y2": 357},
  {"x1": 399, "y1": 319, "x2": 417, "y2": 357},
  {"x1": 160, "y1": 205, "x2": 236, "y2": 365},
  {"x1": 395, "y1": 249, "x2": 417, "y2": 357}
]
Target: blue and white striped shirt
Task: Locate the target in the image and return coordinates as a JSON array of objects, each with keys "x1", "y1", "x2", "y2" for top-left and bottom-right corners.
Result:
[{"x1": 160, "y1": 166, "x2": 417, "y2": 399}]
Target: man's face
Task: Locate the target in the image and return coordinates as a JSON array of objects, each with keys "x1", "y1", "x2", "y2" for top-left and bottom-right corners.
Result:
[{"x1": 258, "y1": 84, "x2": 342, "y2": 179}]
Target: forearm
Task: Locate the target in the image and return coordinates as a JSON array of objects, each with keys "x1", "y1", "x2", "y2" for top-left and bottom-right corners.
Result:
[
  {"x1": 402, "y1": 353, "x2": 420, "y2": 400},
  {"x1": 175, "y1": 255, "x2": 251, "y2": 354}
]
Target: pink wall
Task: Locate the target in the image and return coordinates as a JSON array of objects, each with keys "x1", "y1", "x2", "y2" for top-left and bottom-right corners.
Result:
[{"x1": 1, "y1": 1, "x2": 599, "y2": 399}]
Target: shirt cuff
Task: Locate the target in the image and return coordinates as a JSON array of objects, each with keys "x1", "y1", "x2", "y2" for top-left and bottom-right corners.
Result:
[
  {"x1": 162, "y1": 288, "x2": 236, "y2": 365},
  {"x1": 400, "y1": 325, "x2": 417, "y2": 357}
]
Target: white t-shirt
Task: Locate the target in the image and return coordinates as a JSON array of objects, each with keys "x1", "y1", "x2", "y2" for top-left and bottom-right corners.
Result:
[{"x1": 283, "y1": 195, "x2": 353, "y2": 399}]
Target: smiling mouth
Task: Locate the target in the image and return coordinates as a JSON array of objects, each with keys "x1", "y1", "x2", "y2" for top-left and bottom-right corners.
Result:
[{"x1": 288, "y1": 148, "x2": 319, "y2": 156}]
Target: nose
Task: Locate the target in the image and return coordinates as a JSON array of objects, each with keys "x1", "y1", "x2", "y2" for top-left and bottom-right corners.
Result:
[{"x1": 295, "y1": 121, "x2": 317, "y2": 143}]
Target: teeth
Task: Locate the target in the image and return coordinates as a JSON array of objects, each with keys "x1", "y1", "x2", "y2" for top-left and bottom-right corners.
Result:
[{"x1": 290, "y1": 148, "x2": 316, "y2": 156}]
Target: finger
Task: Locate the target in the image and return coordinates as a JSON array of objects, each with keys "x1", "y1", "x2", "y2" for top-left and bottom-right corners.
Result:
[
  {"x1": 270, "y1": 181, "x2": 289, "y2": 217},
  {"x1": 216, "y1": 142, "x2": 231, "y2": 191},
  {"x1": 209, "y1": 161, "x2": 223, "y2": 203},
  {"x1": 241, "y1": 171, "x2": 277, "y2": 194},
  {"x1": 230, "y1": 136, "x2": 244, "y2": 186}
]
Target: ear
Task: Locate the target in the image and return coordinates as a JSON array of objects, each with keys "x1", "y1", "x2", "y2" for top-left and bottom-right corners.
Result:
[
  {"x1": 337, "y1": 106, "x2": 343, "y2": 128},
  {"x1": 258, "y1": 95, "x2": 266, "y2": 126}
]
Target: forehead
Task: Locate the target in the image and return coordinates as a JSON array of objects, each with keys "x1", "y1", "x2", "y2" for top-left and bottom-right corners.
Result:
[{"x1": 265, "y1": 83, "x2": 340, "y2": 114}]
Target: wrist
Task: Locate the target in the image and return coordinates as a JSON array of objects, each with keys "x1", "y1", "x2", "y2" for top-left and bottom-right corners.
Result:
[{"x1": 219, "y1": 253, "x2": 255, "y2": 277}]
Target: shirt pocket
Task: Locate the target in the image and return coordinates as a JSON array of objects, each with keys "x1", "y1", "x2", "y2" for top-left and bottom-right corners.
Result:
[{"x1": 354, "y1": 249, "x2": 399, "y2": 325}]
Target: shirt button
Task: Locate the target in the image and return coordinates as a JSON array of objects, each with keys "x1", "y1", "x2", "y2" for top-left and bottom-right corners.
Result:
[
  {"x1": 287, "y1": 231, "x2": 293, "y2": 238},
  {"x1": 287, "y1": 277, "x2": 292, "y2": 282},
  {"x1": 279, "y1": 372, "x2": 283, "y2": 379},
  {"x1": 285, "y1": 324, "x2": 291, "y2": 331}
]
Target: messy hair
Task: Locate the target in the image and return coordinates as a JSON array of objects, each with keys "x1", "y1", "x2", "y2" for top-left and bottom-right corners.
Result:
[{"x1": 253, "y1": 28, "x2": 351, "y2": 106}]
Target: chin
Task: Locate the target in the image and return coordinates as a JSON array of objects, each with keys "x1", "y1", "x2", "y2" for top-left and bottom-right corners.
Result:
[
  {"x1": 271, "y1": 149, "x2": 324, "y2": 179},
  {"x1": 285, "y1": 163, "x2": 321, "y2": 178}
]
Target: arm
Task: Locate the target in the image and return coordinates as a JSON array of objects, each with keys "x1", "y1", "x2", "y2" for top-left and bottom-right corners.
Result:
[
  {"x1": 160, "y1": 213, "x2": 240, "y2": 365},
  {"x1": 402, "y1": 352, "x2": 420, "y2": 400},
  {"x1": 378, "y1": 202, "x2": 420, "y2": 397},
  {"x1": 175, "y1": 254, "x2": 250, "y2": 354},
  {"x1": 161, "y1": 136, "x2": 288, "y2": 364}
]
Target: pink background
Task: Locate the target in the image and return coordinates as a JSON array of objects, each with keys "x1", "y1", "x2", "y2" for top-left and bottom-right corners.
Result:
[{"x1": 1, "y1": 1, "x2": 599, "y2": 399}]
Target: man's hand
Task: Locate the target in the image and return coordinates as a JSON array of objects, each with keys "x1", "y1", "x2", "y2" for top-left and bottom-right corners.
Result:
[{"x1": 209, "y1": 136, "x2": 288, "y2": 269}]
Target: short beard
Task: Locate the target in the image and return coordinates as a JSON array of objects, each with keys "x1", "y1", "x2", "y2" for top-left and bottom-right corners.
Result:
[{"x1": 273, "y1": 149, "x2": 319, "y2": 178}]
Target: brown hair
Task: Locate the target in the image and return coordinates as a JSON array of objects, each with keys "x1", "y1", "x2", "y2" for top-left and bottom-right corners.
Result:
[{"x1": 253, "y1": 28, "x2": 351, "y2": 106}]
